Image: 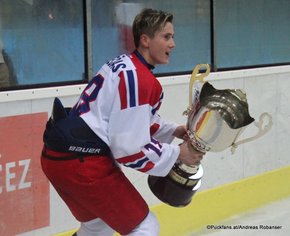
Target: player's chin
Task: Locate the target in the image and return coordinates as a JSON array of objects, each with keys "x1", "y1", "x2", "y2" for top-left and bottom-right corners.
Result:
[
  {"x1": 155, "y1": 56, "x2": 170, "y2": 65},
  {"x1": 159, "y1": 58, "x2": 170, "y2": 64},
  {"x1": 164, "y1": 54, "x2": 171, "y2": 64}
]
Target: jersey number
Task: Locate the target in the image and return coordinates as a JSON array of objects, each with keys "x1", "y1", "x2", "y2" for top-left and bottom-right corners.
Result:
[{"x1": 73, "y1": 74, "x2": 104, "y2": 115}]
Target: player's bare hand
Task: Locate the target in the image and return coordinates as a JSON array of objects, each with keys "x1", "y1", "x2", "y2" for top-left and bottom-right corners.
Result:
[
  {"x1": 178, "y1": 141, "x2": 205, "y2": 166},
  {"x1": 173, "y1": 125, "x2": 189, "y2": 141}
]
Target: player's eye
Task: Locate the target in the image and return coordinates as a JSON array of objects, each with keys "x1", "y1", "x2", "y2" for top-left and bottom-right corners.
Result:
[{"x1": 164, "y1": 34, "x2": 173, "y2": 40}]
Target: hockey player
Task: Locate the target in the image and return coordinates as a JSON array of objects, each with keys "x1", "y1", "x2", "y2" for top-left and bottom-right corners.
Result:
[{"x1": 41, "y1": 8, "x2": 205, "y2": 236}]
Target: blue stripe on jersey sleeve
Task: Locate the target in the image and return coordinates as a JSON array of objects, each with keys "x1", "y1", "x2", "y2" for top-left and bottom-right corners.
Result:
[{"x1": 125, "y1": 157, "x2": 149, "y2": 169}]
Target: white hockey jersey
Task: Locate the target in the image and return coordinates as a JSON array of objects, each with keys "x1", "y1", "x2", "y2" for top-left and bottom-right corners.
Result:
[{"x1": 70, "y1": 51, "x2": 180, "y2": 177}]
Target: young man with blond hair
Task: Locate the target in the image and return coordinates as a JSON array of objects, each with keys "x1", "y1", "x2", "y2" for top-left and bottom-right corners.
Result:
[{"x1": 41, "y1": 8, "x2": 204, "y2": 236}]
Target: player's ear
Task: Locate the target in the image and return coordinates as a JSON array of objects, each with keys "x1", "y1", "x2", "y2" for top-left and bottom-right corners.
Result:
[{"x1": 139, "y1": 34, "x2": 150, "y2": 48}]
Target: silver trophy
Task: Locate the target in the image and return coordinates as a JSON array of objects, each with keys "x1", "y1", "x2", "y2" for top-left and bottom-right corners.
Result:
[{"x1": 148, "y1": 64, "x2": 273, "y2": 207}]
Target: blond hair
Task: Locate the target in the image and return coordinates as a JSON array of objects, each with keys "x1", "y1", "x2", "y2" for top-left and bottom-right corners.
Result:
[{"x1": 132, "y1": 8, "x2": 173, "y2": 48}]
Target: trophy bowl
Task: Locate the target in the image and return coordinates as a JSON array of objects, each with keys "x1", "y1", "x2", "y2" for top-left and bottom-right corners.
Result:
[{"x1": 186, "y1": 82, "x2": 255, "y2": 153}]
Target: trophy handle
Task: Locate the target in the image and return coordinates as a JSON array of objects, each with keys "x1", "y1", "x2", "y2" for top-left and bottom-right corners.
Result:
[
  {"x1": 230, "y1": 112, "x2": 273, "y2": 154},
  {"x1": 189, "y1": 64, "x2": 210, "y2": 106},
  {"x1": 184, "y1": 64, "x2": 211, "y2": 116}
]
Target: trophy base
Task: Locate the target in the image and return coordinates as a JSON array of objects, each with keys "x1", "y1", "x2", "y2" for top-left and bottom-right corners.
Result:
[{"x1": 148, "y1": 175, "x2": 198, "y2": 207}]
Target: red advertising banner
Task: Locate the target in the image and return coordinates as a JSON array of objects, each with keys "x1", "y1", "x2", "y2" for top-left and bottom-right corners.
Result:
[{"x1": 0, "y1": 113, "x2": 49, "y2": 235}]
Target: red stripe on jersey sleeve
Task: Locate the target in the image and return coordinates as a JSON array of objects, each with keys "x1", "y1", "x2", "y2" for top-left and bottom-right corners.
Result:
[
  {"x1": 138, "y1": 161, "x2": 155, "y2": 173},
  {"x1": 117, "y1": 151, "x2": 145, "y2": 164},
  {"x1": 150, "y1": 123, "x2": 160, "y2": 136},
  {"x1": 118, "y1": 71, "x2": 127, "y2": 109}
]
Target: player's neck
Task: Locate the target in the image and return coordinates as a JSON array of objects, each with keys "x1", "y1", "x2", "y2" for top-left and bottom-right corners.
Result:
[{"x1": 134, "y1": 49, "x2": 155, "y2": 70}]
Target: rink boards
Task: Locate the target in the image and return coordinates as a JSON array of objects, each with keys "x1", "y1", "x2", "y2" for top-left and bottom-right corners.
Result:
[{"x1": 1, "y1": 65, "x2": 290, "y2": 235}]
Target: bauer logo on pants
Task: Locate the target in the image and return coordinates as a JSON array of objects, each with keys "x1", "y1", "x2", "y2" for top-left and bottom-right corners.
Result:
[{"x1": 0, "y1": 113, "x2": 49, "y2": 235}]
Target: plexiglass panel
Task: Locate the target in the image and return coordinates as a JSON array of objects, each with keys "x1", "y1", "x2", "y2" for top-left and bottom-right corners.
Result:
[
  {"x1": 215, "y1": 0, "x2": 290, "y2": 68},
  {"x1": 1, "y1": 0, "x2": 290, "y2": 90},
  {"x1": 0, "y1": 0, "x2": 84, "y2": 87},
  {"x1": 91, "y1": 0, "x2": 211, "y2": 75}
]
